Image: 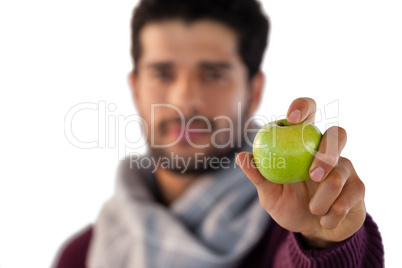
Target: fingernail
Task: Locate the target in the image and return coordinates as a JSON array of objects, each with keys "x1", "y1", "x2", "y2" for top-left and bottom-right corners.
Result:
[
  {"x1": 310, "y1": 167, "x2": 325, "y2": 182},
  {"x1": 289, "y1": 110, "x2": 301, "y2": 123}
]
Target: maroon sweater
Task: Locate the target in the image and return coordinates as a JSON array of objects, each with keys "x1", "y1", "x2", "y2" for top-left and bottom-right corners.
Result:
[{"x1": 53, "y1": 213, "x2": 383, "y2": 268}]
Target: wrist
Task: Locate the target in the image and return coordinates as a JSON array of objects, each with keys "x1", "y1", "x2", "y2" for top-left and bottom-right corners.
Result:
[{"x1": 300, "y1": 232, "x2": 339, "y2": 249}]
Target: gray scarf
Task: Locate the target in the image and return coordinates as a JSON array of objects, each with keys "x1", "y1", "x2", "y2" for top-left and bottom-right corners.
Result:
[{"x1": 87, "y1": 150, "x2": 271, "y2": 268}]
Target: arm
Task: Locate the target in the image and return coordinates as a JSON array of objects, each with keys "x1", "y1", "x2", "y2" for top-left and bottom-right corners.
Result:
[
  {"x1": 236, "y1": 97, "x2": 384, "y2": 267},
  {"x1": 52, "y1": 225, "x2": 92, "y2": 268},
  {"x1": 273, "y1": 214, "x2": 383, "y2": 267}
]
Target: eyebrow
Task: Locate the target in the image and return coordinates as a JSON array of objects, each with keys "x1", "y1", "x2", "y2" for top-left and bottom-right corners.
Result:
[
  {"x1": 145, "y1": 61, "x2": 233, "y2": 70},
  {"x1": 199, "y1": 61, "x2": 233, "y2": 70},
  {"x1": 146, "y1": 62, "x2": 173, "y2": 70}
]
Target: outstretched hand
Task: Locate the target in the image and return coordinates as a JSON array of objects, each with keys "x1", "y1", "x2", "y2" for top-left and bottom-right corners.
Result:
[{"x1": 236, "y1": 97, "x2": 366, "y2": 248}]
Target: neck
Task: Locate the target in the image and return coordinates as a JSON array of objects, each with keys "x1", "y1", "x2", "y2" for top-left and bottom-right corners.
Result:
[
  {"x1": 154, "y1": 167, "x2": 200, "y2": 205},
  {"x1": 153, "y1": 122, "x2": 257, "y2": 205}
]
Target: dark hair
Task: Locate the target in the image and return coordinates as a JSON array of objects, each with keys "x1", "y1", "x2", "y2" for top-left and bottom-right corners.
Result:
[{"x1": 130, "y1": 0, "x2": 270, "y2": 80}]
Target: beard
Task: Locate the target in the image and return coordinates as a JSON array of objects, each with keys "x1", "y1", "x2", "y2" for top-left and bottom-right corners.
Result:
[
  {"x1": 147, "y1": 104, "x2": 251, "y2": 175},
  {"x1": 148, "y1": 135, "x2": 248, "y2": 175}
]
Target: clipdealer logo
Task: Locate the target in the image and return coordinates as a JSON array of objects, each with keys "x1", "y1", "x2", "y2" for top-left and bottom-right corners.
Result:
[{"x1": 64, "y1": 99, "x2": 340, "y2": 164}]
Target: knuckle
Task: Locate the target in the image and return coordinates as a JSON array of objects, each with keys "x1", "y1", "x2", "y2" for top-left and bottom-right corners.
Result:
[
  {"x1": 327, "y1": 126, "x2": 347, "y2": 142},
  {"x1": 309, "y1": 202, "x2": 325, "y2": 216},
  {"x1": 331, "y1": 202, "x2": 348, "y2": 218},
  {"x1": 320, "y1": 153, "x2": 338, "y2": 168},
  {"x1": 361, "y1": 181, "x2": 366, "y2": 194},
  {"x1": 355, "y1": 178, "x2": 366, "y2": 196},
  {"x1": 304, "y1": 97, "x2": 316, "y2": 107},
  {"x1": 327, "y1": 173, "x2": 344, "y2": 190},
  {"x1": 296, "y1": 97, "x2": 314, "y2": 110},
  {"x1": 329, "y1": 153, "x2": 339, "y2": 166},
  {"x1": 327, "y1": 125, "x2": 338, "y2": 133},
  {"x1": 340, "y1": 156, "x2": 352, "y2": 167}
]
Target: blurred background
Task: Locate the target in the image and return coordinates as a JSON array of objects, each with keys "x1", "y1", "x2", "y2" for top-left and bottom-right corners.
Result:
[{"x1": 1, "y1": 0, "x2": 401, "y2": 267}]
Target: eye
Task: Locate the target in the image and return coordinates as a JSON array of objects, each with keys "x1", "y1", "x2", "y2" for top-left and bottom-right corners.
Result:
[
  {"x1": 154, "y1": 69, "x2": 174, "y2": 81},
  {"x1": 203, "y1": 69, "x2": 225, "y2": 81}
]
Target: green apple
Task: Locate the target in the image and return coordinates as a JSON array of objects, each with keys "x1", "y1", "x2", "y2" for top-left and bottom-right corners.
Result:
[{"x1": 252, "y1": 119, "x2": 322, "y2": 184}]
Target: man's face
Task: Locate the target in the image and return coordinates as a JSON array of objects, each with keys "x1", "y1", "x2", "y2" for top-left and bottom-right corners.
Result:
[{"x1": 130, "y1": 19, "x2": 261, "y2": 173}]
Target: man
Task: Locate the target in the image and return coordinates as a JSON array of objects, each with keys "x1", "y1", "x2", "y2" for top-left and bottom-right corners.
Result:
[{"x1": 54, "y1": 0, "x2": 384, "y2": 267}]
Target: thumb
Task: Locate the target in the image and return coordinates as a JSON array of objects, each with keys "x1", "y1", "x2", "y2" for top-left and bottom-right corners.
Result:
[
  {"x1": 236, "y1": 152, "x2": 269, "y2": 186},
  {"x1": 236, "y1": 152, "x2": 282, "y2": 204}
]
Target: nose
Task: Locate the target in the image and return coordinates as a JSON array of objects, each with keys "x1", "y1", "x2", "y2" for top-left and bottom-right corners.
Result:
[{"x1": 167, "y1": 72, "x2": 205, "y2": 116}]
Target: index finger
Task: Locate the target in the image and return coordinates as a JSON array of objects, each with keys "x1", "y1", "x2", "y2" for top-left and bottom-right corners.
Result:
[{"x1": 286, "y1": 97, "x2": 316, "y2": 124}]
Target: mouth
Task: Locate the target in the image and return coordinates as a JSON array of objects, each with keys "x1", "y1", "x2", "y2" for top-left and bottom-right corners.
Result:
[{"x1": 167, "y1": 122, "x2": 210, "y2": 142}]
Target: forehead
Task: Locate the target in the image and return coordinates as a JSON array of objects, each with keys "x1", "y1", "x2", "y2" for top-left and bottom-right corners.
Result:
[{"x1": 139, "y1": 19, "x2": 241, "y2": 65}]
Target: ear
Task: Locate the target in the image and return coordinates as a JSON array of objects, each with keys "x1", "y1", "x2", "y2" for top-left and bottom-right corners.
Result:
[
  {"x1": 247, "y1": 70, "x2": 265, "y2": 117},
  {"x1": 128, "y1": 70, "x2": 140, "y2": 109}
]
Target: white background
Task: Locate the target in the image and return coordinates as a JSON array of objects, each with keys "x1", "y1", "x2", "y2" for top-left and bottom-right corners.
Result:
[{"x1": 1, "y1": 0, "x2": 401, "y2": 267}]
